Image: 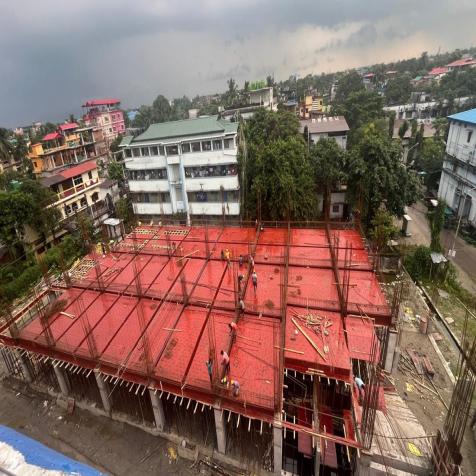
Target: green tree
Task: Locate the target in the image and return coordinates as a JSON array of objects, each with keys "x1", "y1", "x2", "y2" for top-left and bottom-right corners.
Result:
[
  {"x1": 115, "y1": 197, "x2": 135, "y2": 231},
  {"x1": 240, "y1": 110, "x2": 317, "y2": 220},
  {"x1": 333, "y1": 90, "x2": 383, "y2": 131},
  {"x1": 385, "y1": 75, "x2": 412, "y2": 105},
  {"x1": 398, "y1": 120, "x2": 409, "y2": 139},
  {"x1": 347, "y1": 123, "x2": 421, "y2": 227},
  {"x1": 109, "y1": 134, "x2": 123, "y2": 154},
  {"x1": 171, "y1": 96, "x2": 192, "y2": 120},
  {"x1": 427, "y1": 200, "x2": 445, "y2": 253},
  {"x1": 333, "y1": 71, "x2": 364, "y2": 104},
  {"x1": 369, "y1": 209, "x2": 397, "y2": 252},
  {"x1": 416, "y1": 138, "x2": 445, "y2": 189},
  {"x1": 310, "y1": 138, "x2": 347, "y2": 220},
  {"x1": 107, "y1": 161, "x2": 125, "y2": 191}
]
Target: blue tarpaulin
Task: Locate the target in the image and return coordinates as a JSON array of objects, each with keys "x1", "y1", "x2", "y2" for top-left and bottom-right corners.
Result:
[{"x1": 0, "y1": 425, "x2": 102, "y2": 475}]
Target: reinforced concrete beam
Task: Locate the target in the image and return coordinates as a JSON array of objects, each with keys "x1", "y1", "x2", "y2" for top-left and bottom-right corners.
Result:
[
  {"x1": 94, "y1": 371, "x2": 111, "y2": 414},
  {"x1": 53, "y1": 365, "x2": 69, "y2": 396},
  {"x1": 214, "y1": 408, "x2": 226, "y2": 454},
  {"x1": 384, "y1": 329, "x2": 399, "y2": 373},
  {"x1": 149, "y1": 389, "x2": 165, "y2": 431},
  {"x1": 273, "y1": 425, "x2": 283, "y2": 475}
]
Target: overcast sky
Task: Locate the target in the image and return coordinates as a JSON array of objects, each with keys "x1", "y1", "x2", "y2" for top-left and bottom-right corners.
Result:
[{"x1": 1, "y1": 0, "x2": 476, "y2": 127}]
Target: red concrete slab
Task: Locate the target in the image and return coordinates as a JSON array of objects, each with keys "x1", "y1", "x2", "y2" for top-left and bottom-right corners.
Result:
[
  {"x1": 257, "y1": 228, "x2": 287, "y2": 245},
  {"x1": 289, "y1": 245, "x2": 331, "y2": 267},
  {"x1": 332, "y1": 229, "x2": 366, "y2": 249},
  {"x1": 345, "y1": 316, "x2": 375, "y2": 361},
  {"x1": 254, "y1": 244, "x2": 284, "y2": 264},
  {"x1": 183, "y1": 226, "x2": 223, "y2": 242},
  {"x1": 216, "y1": 243, "x2": 252, "y2": 261},
  {"x1": 290, "y1": 228, "x2": 328, "y2": 247},
  {"x1": 190, "y1": 260, "x2": 230, "y2": 306},
  {"x1": 154, "y1": 306, "x2": 208, "y2": 383},
  {"x1": 285, "y1": 308, "x2": 351, "y2": 380},
  {"x1": 347, "y1": 271, "x2": 388, "y2": 308},
  {"x1": 167, "y1": 258, "x2": 207, "y2": 300},
  {"x1": 287, "y1": 267, "x2": 339, "y2": 307},
  {"x1": 146, "y1": 258, "x2": 183, "y2": 299},
  {"x1": 103, "y1": 255, "x2": 152, "y2": 293},
  {"x1": 336, "y1": 248, "x2": 372, "y2": 269},
  {"x1": 244, "y1": 263, "x2": 282, "y2": 314},
  {"x1": 218, "y1": 227, "x2": 256, "y2": 243},
  {"x1": 141, "y1": 238, "x2": 179, "y2": 255},
  {"x1": 100, "y1": 297, "x2": 159, "y2": 367},
  {"x1": 186, "y1": 311, "x2": 233, "y2": 390},
  {"x1": 177, "y1": 240, "x2": 213, "y2": 260},
  {"x1": 127, "y1": 300, "x2": 183, "y2": 373},
  {"x1": 228, "y1": 315, "x2": 277, "y2": 410},
  {"x1": 135, "y1": 255, "x2": 170, "y2": 292}
]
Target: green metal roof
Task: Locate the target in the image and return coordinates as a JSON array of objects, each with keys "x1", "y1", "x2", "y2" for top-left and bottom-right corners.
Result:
[
  {"x1": 119, "y1": 135, "x2": 134, "y2": 147},
  {"x1": 131, "y1": 116, "x2": 238, "y2": 143}
]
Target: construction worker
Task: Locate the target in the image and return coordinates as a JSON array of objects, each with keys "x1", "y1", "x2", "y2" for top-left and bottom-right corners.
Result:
[
  {"x1": 354, "y1": 376, "x2": 365, "y2": 403},
  {"x1": 231, "y1": 379, "x2": 240, "y2": 397},
  {"x1": 224, "y1": 249, "x2": 231, "y2": 267},
  {"x1": 238, "y1": 254, "x2": 244, "y2": 267},
  {"x1": 238, "y1": 298, "x2": 245, "y2": 315},
  {"x1": 249, "y1": 255, "x2": 254, "y2": 269},
  {"x1": 220, "y1": 350, "x2": 230, "y2": 375},
  {"x1": 229, "y1": 321, "x2": 237, "y2": 343},
  {"x1": 206, "y1": 359, "x2": 213, "y2": 385},
  {"x1": 221, "y1": 249, "x2": 225, "y2": 261},
  {"x1": 251, "y1": 271, "x2": 258, "y2": 292}
]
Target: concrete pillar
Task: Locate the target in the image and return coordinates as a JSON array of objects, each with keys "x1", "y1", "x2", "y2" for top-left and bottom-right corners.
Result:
[
  {"x1": 53, "y1": 365, "x2": 69, "y2": 396},
  {"x1": 314, "y1": 438, "x2": 321, "y2": 476},
  {"x1": 384, "y1": 329, "x2": 399, "y2": 373},
  {"x1": 214, "y1": 408, "x2": 227, "y2": 454},
  {"x1": 94, "y1": 371, "x2": 111, "y2": 414},
  {"x1": 273, "y1": 425, "x2": 283, "y2": 475},
  {"x1": 16, "y1": 351, "x2": 32, "y2": 382},
  {"x1": 149, "y1": 389, "x2": 165, "y2": 431}
]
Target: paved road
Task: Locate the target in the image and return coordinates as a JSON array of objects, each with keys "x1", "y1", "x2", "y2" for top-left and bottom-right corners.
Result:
[{"x1": 399, "y1": 201, "x2": 476, "y2": 295}]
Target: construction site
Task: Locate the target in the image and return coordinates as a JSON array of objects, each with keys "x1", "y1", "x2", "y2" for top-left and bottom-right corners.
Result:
[{"x1": 1, "y1": 221, "x2": 470, "y2": 475}]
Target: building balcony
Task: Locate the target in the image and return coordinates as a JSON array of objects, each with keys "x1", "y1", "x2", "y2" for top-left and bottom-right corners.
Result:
[
  {"x1": 55, "y1": 179, "x2": 99, "y2": 203},
  {"x1": 188, "y1": 201, "x2": 240, "y2": 216},
  {"x1": 132, "y1": 202, "x2": 173, "y2": 215},
  {"x1": 446, "y1": 141, "x2": 476, "y2": 164},
  {"x1": 185, "y1": 175, "x2": 239, "y2": 192},
  {"x1": 128, "y1": 180, "x2": 170, "y2": 193},
  {"x1": 181, "y1": 150, "x2": 237, "y2": 167}
]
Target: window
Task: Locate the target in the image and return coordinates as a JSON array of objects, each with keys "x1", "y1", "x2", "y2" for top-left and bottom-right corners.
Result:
[
  {"x1": 467, "y1": 131, "x2": 473, "y2": 143},
  {"x1": 73, "y1": 175, "x2": 83, "y2": 187},
  {"x1": 91, "y1": 192, "x2": 99, "y2": 202},
  {"x1": 88, "y1": 171, "x2": 93, "y2": 180},
  {"x1": 224, "y1": 138, "x2": 234, "y2": 149},
  {"x1": 213, "y1": 139, "x2": 223, "y2": 150},
  {"x1": 141, "y1": 147, "x2": 150, "y2": 156},
  {"x1": 184, "y1": 164, "x2": 237, "y2": 178},
  {"x1": 132, "y1": 148, "x2": 141, "y2": 157},
  {"x1": 201, "y1": 140, "x2": 211, "y2": 151},
  {"x1": 33, "y1": 161, "x2": 38, "y2": 167},
  {"x1": 64, "y1": 204, "x2": 72, "y2": 215},
  {"x1": 166, "y1": 145, "x2": 179, "y2": 156},
  {"x1": 181, "y1": 143, "x2": 191, "y2": 153},
  {"x1": 332, "y1": 204, "x2": 340, "y2": 213},
  {"x1": 159, "y1": 146, "x2": 165, "y2": 155},
  {"x1": 80, "y1": 197, "x2": 88, "y2": 208},
  {"x1": 191, "y1": 142, "x2": 201, "y2": 152},
  {"x1": 150, "y1": 146, "x2": 158, "y2": 156},
  {"x1": 71, "y1": 202, "x2": 79, "y2": 212},
  {"x1": 125, "y1": 149, "x2": 132, "y2": 158},
  {"x1": 104, "y1": 116, "x2": 109, "y2": 122}
]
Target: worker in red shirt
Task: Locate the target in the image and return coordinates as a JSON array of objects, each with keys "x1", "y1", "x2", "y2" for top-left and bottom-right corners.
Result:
[{"x1": 229, "y1": 321, "x2": 237, "y2": 343}]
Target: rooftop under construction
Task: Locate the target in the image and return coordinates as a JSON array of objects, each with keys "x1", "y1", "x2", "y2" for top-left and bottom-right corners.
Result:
[{"x1": 0, "y1": 223, "x2": 400, "y2": 474}]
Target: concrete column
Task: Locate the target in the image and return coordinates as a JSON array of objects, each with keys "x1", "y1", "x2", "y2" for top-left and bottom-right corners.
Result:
[
  {"x1": 214, "y1": 408, "x2": 227, "y2": 454},
  {"x1": 16, "y1": 351, "x2": 32, "y2": 382},
  {"x1": 273, "y1": 425, "x2": 283, "y2": 475},
  {"x1": 314, "y1": 439, "x2": 321, "y2": 476},
  {"x1": 53, "y1": 365, "x2": 69, "y2": 396},
  {"x1": 94, "y1": 371, "x2": 111, "y2": 414},
  {"x1": 149, "y1": 389, "x2": 165, "y2": 431},
  {"x1": 384, "y1": 329, "x2": 399, "y2": 373}
]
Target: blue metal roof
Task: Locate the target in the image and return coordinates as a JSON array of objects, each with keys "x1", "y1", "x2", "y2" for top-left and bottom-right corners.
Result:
[{"x1": 448, "y1": 108, "x2": 476, "y2": 125}]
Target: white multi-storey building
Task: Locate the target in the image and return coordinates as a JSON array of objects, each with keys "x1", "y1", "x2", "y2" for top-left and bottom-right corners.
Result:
[
  {"x1": 438, "y1": 108, "x2": 476, "y2": 226},
  {"x1": 121, "y1": 117, "x2": 239, "y2": 222}
]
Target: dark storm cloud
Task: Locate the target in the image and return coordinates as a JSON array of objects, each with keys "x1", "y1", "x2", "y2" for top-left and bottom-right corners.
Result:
[{"x1": 1, "y1": 0, "x2": 475, "y2": 127}]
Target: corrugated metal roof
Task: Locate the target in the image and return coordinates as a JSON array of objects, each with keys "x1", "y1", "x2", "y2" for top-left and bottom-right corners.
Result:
[
  {"x1": 300, "y1": 116, "x2": 349, "y2": 134},
  {"x1": 42, "y1": 132, "x2": 61, "y2": 141},
  {"x1": 82, "y1": 98, "x2": 120, "y2": 107},
  {"x1": 119, "y1": 135, "x2": 134, "y2": 147},
  {"x1": 132, "y1": 117, "x2": 238, "y2": 143},
  {"x1": 58, "y1": 122, "x2": 78, "y2": 131},
  {"x1": 448, "y1": 108, "x2": 476, "y2": 125}
]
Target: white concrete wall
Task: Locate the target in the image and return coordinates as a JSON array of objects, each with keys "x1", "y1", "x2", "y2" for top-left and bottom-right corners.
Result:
[
  {"x1": 128, "y1": 180, "x2": 170, "y2": 193},
  {"x1": 185, "y1": 175, "x2": 239, "y2": 192},
  {"x1": 132, "y1": 203, "x2": 173, "y2": 215}
]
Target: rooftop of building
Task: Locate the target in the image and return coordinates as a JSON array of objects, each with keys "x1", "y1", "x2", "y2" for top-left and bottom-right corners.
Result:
[
  {"x1": 392, "y1": 119, "x2": 437, "y2": 140},
  {"x1": 446, "y1": 58, "x2": 476, "y2": 68},
  {"x1": 58, "y1": 122, "x2": 79, "y2": 132},
  {"x1": 300, "y1": 116, "x2": 350, "y2": 134},
  {"x1": 1, "y1": 223, "x2": 391, "y2": 428},
  {"x1": 131, "y1": 116, "x2": 238, "y2": 143},
  {"x1": 448, "y1": 108, "x2": 476, "y2": 125},
  {"x1": 82, "y1": 98, "x2": 121, "y2": 107},
  {"x1": 428, "y1": 66, "x2": 449, "y2": 76},
  {"x1": 40, "y1": 159, "x2": 97, "y2": 187}
]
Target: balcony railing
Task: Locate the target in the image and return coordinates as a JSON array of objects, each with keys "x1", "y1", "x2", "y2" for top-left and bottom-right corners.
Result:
[
  {"x1": 446, "y1": 141, "x2": 476, "y2": 164},
  {"x1": 56, "y1": 179, "x2": 98, "y2": 201}
]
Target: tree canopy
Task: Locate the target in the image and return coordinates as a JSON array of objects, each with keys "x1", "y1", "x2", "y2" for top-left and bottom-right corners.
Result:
[{"x1": 240, "y1": 110, "x2": 317, "y2": 221}]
